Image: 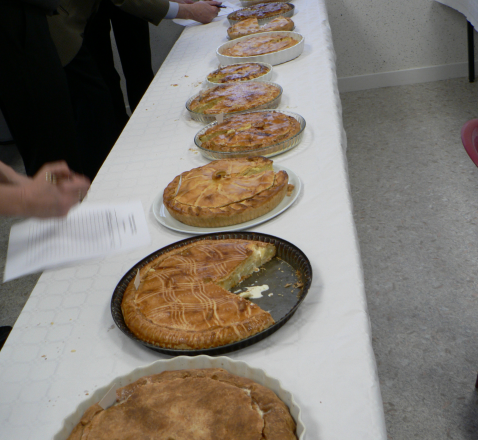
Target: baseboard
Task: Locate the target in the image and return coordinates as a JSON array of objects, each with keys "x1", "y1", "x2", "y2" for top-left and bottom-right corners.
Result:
[{"x1": 338, "y1": 62, "x2": 476, "y2": 93}]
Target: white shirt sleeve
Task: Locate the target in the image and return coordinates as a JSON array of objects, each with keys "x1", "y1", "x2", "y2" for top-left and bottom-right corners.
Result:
[{"x1": 165, "y1": 2, "x2": 180, "y2": 19}]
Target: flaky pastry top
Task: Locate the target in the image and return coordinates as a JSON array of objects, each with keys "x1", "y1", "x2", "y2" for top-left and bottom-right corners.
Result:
[
  {"x1": 199, "y1": 111, "x2": 301, "y2": 151},
  {"x1": 188, "y1": 82, "x2": 280, "y2": 115},
  {"x1": 229, "y1": 2, "x2": 292, "y2": 20},
  {"x1": 222, "y1": 34, "x2": 298, "y2": 57},
  {"x1": 207, "y1": 63, "x2": 270, "y2": 84}
]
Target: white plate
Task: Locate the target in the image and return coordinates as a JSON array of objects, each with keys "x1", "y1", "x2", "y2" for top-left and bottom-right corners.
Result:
[
  {"x1": 153, "y1": 164, "x2": 301, "y2": 234},
  {"x1": 54, "y1": 356, "x2": 305, "y2": 440}
]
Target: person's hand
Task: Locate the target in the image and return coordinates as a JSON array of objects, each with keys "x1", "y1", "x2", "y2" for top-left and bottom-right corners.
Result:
[
  {"x1": 177, "y1": 1, "x2": 222, "y2": 23},
  {"x1": 20, "y1": 161, "x2": 90, "y2": 218}
]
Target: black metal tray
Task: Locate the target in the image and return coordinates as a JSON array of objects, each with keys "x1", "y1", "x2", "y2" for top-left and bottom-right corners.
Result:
[{"x1": 111, "y1": 232, "x2": 312, "y2": 356}]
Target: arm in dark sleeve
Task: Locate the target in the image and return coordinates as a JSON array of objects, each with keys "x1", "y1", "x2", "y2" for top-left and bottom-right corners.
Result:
[{"x1": 111, "y1": 0, "x2": 170, "y2": 25}]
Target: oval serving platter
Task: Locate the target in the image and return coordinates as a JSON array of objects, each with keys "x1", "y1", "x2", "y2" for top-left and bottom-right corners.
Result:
[{"x1": 111, "y1": 232, "x2": 312, "y2": 356}]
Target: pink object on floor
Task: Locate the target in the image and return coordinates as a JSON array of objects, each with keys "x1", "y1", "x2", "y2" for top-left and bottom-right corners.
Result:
[{"x1": 461, "y1": 119, "x2": 478, "y2": 166}]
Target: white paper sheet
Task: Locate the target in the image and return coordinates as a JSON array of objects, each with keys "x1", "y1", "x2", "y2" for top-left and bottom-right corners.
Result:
[{"x1": 4, "y1": 201, "x2": 151, "y2": 282}]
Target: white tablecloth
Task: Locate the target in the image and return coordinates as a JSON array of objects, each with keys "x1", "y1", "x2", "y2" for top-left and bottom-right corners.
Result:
[
  {"x1": 435, "y1": 0, "x2": 478, "y2": 28},
  {"x1": 0, "y1": 0, "x2": 387, "y2": 438}
]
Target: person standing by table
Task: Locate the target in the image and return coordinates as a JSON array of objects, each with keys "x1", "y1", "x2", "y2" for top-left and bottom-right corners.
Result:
[
  {"x1": 0, "y1": 0, "x2": 85, "y2": 178},
  {"x1": 46, "y1": 0, "x2": 222, "y2": 176}
]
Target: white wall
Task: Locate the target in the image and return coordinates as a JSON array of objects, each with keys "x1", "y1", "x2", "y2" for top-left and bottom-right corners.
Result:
[{"x1": 325, "y1": 0, "x2": 478, "y2": 90}]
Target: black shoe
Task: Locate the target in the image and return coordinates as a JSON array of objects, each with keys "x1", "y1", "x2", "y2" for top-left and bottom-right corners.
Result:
[{"x1": 0, "y1": 326, "x2": 12, "y2": 351}]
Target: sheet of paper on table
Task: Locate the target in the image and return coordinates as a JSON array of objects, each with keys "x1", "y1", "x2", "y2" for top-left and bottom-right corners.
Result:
[
  {"x1": 4, "y1": 201, "x2": 151, "y2": 282},
  {"x1": 173, "y1": 1, "x2": 237, "y2": 27}
]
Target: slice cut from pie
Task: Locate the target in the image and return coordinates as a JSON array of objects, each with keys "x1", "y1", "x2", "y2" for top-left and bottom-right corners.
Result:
[
  {"x1": 199, "y1": 111, "x2": 301, "y2": 152},
  {"x1": 121, "y1": 239, "x2": 276, "y2": 349},
  {"x1": 67, "y1": 369, "x2": 297, "y2": 440},
  {"x1": 163, "y1": 157, "x2": 289, "y2": 227}
]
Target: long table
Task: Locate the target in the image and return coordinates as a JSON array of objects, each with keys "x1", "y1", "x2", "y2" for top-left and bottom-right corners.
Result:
[{"x1": 0, "y1": 0, "x2": 387, "y2": 438}]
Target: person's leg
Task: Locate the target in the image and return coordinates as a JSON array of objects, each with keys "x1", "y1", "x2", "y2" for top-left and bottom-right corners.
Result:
[
  {"x1": 63, "y1": 43, "x2": 121, "y2": 181},
  {"x1": 83, "y1": 1, "x2": 129, "y2": 129},
  {"x1": 0, "y1": 0, "x2": 83, "y2": 176},
  {"x1": 108, "y1": 3, "x2": 154, "y2": 112}
]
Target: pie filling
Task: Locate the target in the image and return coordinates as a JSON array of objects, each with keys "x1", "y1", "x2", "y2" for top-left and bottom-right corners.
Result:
[{"x1": 67, "y1": 369, "x2": 298, "y2": 440}]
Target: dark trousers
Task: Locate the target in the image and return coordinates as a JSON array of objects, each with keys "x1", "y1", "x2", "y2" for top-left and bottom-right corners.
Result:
[
  {"x1": 64, "y1": 43, "x2": 121, "y2": 180},
  {"x1": 84, "y1": 1, "x2": 154, "y2": 129},
  {"x1": 0, "y1": 0, "x2": 83, "y2": 176}
]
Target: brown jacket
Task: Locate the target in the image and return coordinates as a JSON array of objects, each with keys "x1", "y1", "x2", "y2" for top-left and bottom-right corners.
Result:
[{"x1": 48, "y1": 0, "x2": 169, "y2": 65}]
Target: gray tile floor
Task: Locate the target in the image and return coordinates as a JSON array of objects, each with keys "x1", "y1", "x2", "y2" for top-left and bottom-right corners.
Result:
[
  {"x1": 344, "y1": 78, "x2": 478, "y2": 439},
  {"x1": 1, "y1": 77, "x2": 477, "y2": 438}
]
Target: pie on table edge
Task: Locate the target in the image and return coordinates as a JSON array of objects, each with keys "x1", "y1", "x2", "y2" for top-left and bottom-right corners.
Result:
[
  {"x1": 199, "y1": 111, "x2": 301, "y2": 152},
  {"x1": 121, "y1": 238, "x2": 277, "y2": 349},
  {"x1": 163, "y1": 157, "x2": 290, "y2": 227},
  {"x1": 67, "y1": 368, "x2": 297, "y2": 440}
]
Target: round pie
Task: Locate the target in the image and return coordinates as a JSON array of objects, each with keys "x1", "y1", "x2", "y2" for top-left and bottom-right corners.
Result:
[
  {"x1": 198, "y1": 111, "x2": 301, "y2": 152},
  {"x1": 121, "y1": 238, "x2": 277, "y2": 349},
  {"x1": 227, "y1": 16, "x2": 294, "y2": 39},
  {"x1": 207, "y1": 63, "x2": 270, "y2": 84},
  {"x1": 228, "y1": 2, "x2": 293, "y2": 22},
  {"x1": 163, "y1": 156, "x2": 289, "y2": 227},
  {"x1": 67, "y1": 368, "x2": 297, "y2": 440},
  {"x1": 222, "y1": 33, "x2": 299, "y2": 57},
  {"x1": 188, "y1": 82, "x2": 281, "y2": 115}
]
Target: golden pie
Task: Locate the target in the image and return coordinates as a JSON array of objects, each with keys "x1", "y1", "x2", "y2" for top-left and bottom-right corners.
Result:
[
  {"x1": 222, "y1": 33, "x2": 298, "y2": 57},
  {"x1": 228, "y1": 2, "x2": 292, "y2": 22},
  {"x1": 228, "y1": 16, "x2": 294, "y2": 39},
  {"x1": 188, "y1": 82, "x2": 280, "y2": 115},
  {"x1": 199, "y1": 111, "x2": 301, "y2": 152},
  {"x1": 121, "y1": 238, "x2": 276, "y2": 349},
  {"x1": 207, "y1": 63, "x2": 270, "y2": 84},
  {"x1": 67, "y1": 368, "x2": 297, "y2": 440},
  {"x1": 163, "y1": 156, "x2": 289, "y2": 227}
]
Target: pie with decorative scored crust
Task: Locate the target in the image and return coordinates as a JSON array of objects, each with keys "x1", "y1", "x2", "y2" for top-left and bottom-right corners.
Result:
[
  {"x1": 207, "y1": 63, "x2": 270, "y2": 84},
  {"x1": 188, "y1": 82, "x2": 281, "y2": 115},
  {"x1": 222, "y1": 33, "x2": 298, "y2": 57},
  {"x1": 228, "y1": 2, "x2": 292, "y2": 21},
  {"x1": 199, "y1": 111, "x2": 301, "y2": 152},
  {"x1": 67, "y1": 368, "x2": 297, "y2": 440},
  {"x1": 163, "y1": 156, "x2": 289, "y2": 227},
  {"x1": 228, "y1": 16, "x2": 294, "y2": 39},
  {"x1": 121, "y1": 238, "x2": 276, "y2": 349}
]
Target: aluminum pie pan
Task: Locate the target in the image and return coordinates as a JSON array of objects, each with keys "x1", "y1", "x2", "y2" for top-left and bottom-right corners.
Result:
[
  {"x1": 227, "y1": 3, "x2": 295, "y2": 26},
  {"x1": 111, "y1": 232, "x2": 312, "y2": 356},
  {"x1": 205, "y1": 62, "x2": 273, "y2": 87},
  {"x1": 185, "y1": 81, "x2": 282, "y2": 124},
  {"x1": 194, "y1": 109, "x2": 306, "y2": 160},
  {"x1": 217, "y1": 31, "x2": 304, "y2": 66},
  {"x1": 54, "y1": 356, "x2": 306, "y2": 440}
]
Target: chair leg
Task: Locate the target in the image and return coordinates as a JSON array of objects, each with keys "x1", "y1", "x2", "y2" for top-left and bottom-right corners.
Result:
[
  {"x1": 467, "y1": 21, "x2": 475, "y2": 83},
  {"x1": 475, "y1": 373, "x2": 478, "y2": 389}
]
